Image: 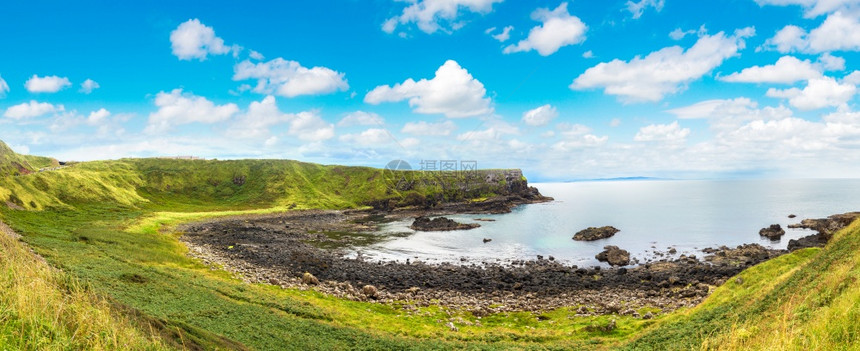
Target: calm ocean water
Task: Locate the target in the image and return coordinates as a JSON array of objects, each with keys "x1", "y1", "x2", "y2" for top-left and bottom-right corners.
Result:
[{"x1": 348, "y1": 179, "x2": 860, "y2": 267}]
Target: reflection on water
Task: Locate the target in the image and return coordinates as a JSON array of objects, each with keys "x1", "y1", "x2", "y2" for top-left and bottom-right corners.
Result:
[{"x1": 345, "y1": 179, "x2": 860, "y2": 267}]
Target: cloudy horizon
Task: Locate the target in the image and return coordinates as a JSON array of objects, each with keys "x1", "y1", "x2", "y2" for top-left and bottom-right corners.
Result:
[{"x1": 2, "y1": 0, "x2": 860, "y2": 181}]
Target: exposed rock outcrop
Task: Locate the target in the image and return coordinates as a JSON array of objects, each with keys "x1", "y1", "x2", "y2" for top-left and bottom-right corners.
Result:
[
  {"x1": 759, "y1": 224, "x2": 785, "y2": 240},
  {"x1": 410, "y1": 216, "x2": 480, "y2": 231},
  {"x1": 573, "y1": 226, "x2": 620, "y2": 241},
  {"x1": 787, "y1": 212, "x2": 860, "y2": 251},
  {"x1": 596, "y1": 246, "x2": 630, "y2": 266}
]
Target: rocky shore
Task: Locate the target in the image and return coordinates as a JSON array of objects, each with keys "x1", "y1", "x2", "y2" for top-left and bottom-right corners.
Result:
[{"x1": 175, "y1": 168, "x2": 860, "y2": 318}]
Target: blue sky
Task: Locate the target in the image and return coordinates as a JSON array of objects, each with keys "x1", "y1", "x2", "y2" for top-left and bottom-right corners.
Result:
[{"x1": 2, "y1": 0, "x2": 860, "y2": 181}]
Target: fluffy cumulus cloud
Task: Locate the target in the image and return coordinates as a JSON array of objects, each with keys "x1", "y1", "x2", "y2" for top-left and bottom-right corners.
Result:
[
  {"x1": 365, "y1": 60, "x2": 492, "y2": 118},
  {"x1": 754, "y1": 0, "x2": 860, "y2": 18},
  {"x1": 522, "y1": 104, "x2": 558, "y2": 126},
  {"x1": 764, "y1": 11, "x2": 860, "y2": 53},
  {"x1": 79, "y1": 79, "x2": 100, "y2": 94},
  {"x1": 634, "y1": 121, "x2": 690, "y2": 142},
  {"x1": 287, "y1": 111, "x2": 334, "y2": 142},
  {"x1": 720, "y1": 56, "x2": 823, "y2": 83},
  {"x1": 3, "y1": 100, "x2": 63, "y2": 119},
  {"x1": 503, "y1": 3, "x2": 587, "y2": 56},
  {"x1": 571, "y1": 28, "x2": 755, "y2": 102},
  {"x1": 145, "y1": 89, "x2": 239, "y2": 133},
  {"x1": 383, "y1": 0, "x2": 503, "y2": 34},
  {"x1": 233, "y1": 58, "x2": 348, "y2": 98},
  {"x1": 86, "y1": 108, "x2": 110, "y2": 125},
  {"x1": 0, "y1": 74, "x2": 8, "y2": 97},
  {"x1": 339, "y1": 128, "x2": 393, "y2": 146},
  {"x1": 24, "y1": 75, "x2": 71, "y2": 93},
  {"x1": 766, "y1": 76, "x2": 857, "y2": 109},
  {"x1": 337, "y1": 111, "x2": 384, "y2": 127},
  {"x1": 170, "y1": 19, "x2": 237, "y2": 60},
  {"x1": 626, "y1": 0, "x2": 665, "y2": 19},
  {"x1": 229, "y1": 96, "x2": 292, "y2": 139},
  {"x1": 401, "y1": 120, "x2": 457, "y2": 136}
]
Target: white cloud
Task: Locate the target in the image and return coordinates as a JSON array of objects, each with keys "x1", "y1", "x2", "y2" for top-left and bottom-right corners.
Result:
[
  {"x1": 609, "y1": 118, "x2": 622, "y2": 127},
  {"x1": 0, "y1": 75, "x2": 8, "y2": 97},
  {"x1": 456, "y1": 120, "x2": 518, "y2": 142},
  {"x1": 626, "y1": 0, "x2": 665, "y2": 19},
  {"x1": 669, "y1": 25, "x2": 708, "y2": 40},
  {"x1": 145, "y1": 89, "x2": 239, "y2": 133},
  {"x1": 556, "y1": 122, "x2": 592, "y2": 136},
  {"x1": 338, "y1": 111, "x2": 384, "y2": 127},
  {"x1": 522, "y1": 104, "x2": 558, "y2": 126},
  {"x1": 230, "y1": 95, "x2": 292, "y2": 139},
  {"x1": 170, "y1": 19, "x2": 237, "y2": 60},
  {"x1": 669, "y1": 28, "x2": 692, "y2": 40},
  {"x1": 720, "y1": 56, "x2": 823, "y2": 83},
  {"x1": 489, "y1": 25, "x2": 513, "y2": 42},
  {"x1": 551, "y1": 134, "x2": 608, "y2": 151},
  {"x1": 383, "y1": 0, "x2": 503, "y2": 34},
  {"x1": 766, "y1": 76, "x2": 856, "y2": 109},
  {"x1": 24, "y1": 75, "x2": 71, "y2": 93},
  {"x1": 339, "y1": 128, "x2": 393, "y2": 146},
  {"x1": 401, "y1": 120, "x2": 457, "y2": 136},
  {"x1": 288, "y1": 111, "x2": 335, "y2": 141},
  {"x1": 754, "y1": 0, "x2": 860, "y2": 17},
  {"x1": 843, "y1": 70, "x2": 860, "y2": 84},
  {"x1": 667, "y1": 97, "x2": 794, "y2": 131},
  {"x1": 400, "y1": 137, "x2": 420, "y2": 148},
  {"x1": 582, "y1": 50, "x2": 594, "y2": 58},
  {"x1": 233, "y1": 58, "x2": 348, "y2": 98},
  {"x1": 763, "y1": 11, "x2": 860, "y2": 53},
  {"x1": 634, "y1": 121, "x2": 690, "y2": 142},
  {"x1": 249, "y1": 50, "x2": 265, "y2": 60},
  {"x1": 762, "y1": 25, "x2": 807, "y2": 53},
  {"x1": 3, "y1": 100, "x2": 63, "y2": 119},
  {"x1": 503, "y1": 3, "x2": 587, "y2": 56},
  {"x1": 365, "y1": 60, "x2": 492, "y2": 118},
  {"x1": 86, "y1": 108, "x2": 110, "y2": 125},
  {"x1": 571, "y1": 28, "x2": 755, "y2": 102},
  {"x1": 818, "y1": 52, "x2": 846, "y2": 70},
  {"x1": 80, "y1": 79, "x2": 100, "y2": 94}
]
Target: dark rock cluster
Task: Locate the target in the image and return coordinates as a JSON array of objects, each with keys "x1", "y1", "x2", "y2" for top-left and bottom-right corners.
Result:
[
  {"x1": 573, "y1": 226, "x2": 620, "y2": 241},
  {"x1": 410, "y1": 216, "x2": 480, "y2": 231}
]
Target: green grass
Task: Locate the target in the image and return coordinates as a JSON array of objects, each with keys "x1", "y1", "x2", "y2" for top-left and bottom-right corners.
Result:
[
  {"x1": 2, "y1": 143, "x2": 860, "y2": 350},
  {"x1": 622, "y1": 219, "x2": 860, "y2": 350}
]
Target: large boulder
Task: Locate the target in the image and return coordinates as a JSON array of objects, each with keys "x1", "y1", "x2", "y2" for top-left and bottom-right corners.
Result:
[
  {"x1": 596, "y1": 245, "x2": 630, "y2": 266},
  {"x1": 410, "y1": 216, "x2": 480, "y2": 231},
  {"x1": 759, "y1": 224, "x2": 785, "y2": 239},
  {"x1": 573, "y1": 226, "x2": 620, "y2": 241}
]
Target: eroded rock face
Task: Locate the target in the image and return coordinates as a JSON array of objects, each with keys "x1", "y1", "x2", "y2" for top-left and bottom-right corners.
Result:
[
  {"x1": 573, "y1": 226, "x2": 620, "y2": 241},
  {"x1": 759, "y1": 224, "x2": 785, "y2": 239},
  {"x1": 596, "y1": 246, "x2": 630, "y2": 266},
  {"x1": 410, "y1": 216, "x2": 480, "y2": 231},
  {"x1": 703, "y1": 244, "x2": 781, "y2": 266},
  {"x1": 787, "y1": 212, "x2": 860, "y2": 251}
]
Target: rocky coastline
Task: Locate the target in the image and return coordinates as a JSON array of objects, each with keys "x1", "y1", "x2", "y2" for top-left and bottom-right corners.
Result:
[{"x1": 178, "y1": 203, "x2": 859, "y2": 318}]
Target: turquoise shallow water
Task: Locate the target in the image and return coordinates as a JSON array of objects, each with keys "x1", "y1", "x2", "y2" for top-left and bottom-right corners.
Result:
[{"x1": 347, "y1": 179, "x2": 860, "y2": 267}]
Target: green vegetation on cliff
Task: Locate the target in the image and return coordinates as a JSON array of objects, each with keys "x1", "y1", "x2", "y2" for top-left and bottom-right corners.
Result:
[{"x1": 1, "y1": 143, "x2": 859, "y2": 350}]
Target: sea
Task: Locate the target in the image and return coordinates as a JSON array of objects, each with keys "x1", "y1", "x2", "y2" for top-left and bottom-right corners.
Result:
[{"x1": 347, "y1": 179, "x2": 860, "y2": 267}]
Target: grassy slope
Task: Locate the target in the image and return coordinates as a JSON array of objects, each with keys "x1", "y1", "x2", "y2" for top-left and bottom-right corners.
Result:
[
  {"x1": 0, "y1": 221, "x2": 168, "y2": 350},
  {"x1": 622, "y1": 218, "x2": 860, "y2": 350},
  {"x1": 2, "y1": 145, "x2": 859, "y2": 349},
  {"x1": 0, "y1": 141, "x2": 58, "y2": 177}
]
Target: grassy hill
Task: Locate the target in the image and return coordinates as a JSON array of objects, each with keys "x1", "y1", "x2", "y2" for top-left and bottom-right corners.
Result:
[
  {"x1": 1, "y1": 142, "x2": 859, "y2": 350},
  {"x1": 0, "y1": 141, "x2": 58, "y2": 177}
]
